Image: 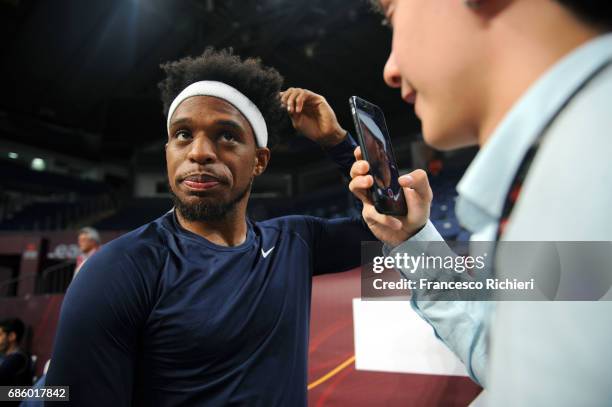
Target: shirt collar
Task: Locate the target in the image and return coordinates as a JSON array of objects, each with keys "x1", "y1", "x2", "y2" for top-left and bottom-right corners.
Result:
[{"x1": 456, "y1": 33, "x2": 612, "y2": 233}]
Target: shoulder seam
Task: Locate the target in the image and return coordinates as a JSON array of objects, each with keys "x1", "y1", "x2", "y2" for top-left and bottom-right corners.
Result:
[{"x1": 258, "y1": 220, "x2": 311, "y2": 250}]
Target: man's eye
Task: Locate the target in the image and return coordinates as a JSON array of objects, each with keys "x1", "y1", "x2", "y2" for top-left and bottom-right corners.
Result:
[
  {"x1": 175, "y1": 130, "x2": 191, "y2": 141},
  {"x1": 220, "y1": 132, "x2": 237, "y2": 142}
]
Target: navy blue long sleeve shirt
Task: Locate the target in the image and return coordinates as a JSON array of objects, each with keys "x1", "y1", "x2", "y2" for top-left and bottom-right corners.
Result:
[{"x1": 46, "y1": 136, "x2": 374, "y2": 406}]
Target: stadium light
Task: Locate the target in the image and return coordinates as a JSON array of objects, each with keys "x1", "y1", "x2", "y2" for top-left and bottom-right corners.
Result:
[{"x1": 31, "y1": 157, "x2": 46, "y2": 171}]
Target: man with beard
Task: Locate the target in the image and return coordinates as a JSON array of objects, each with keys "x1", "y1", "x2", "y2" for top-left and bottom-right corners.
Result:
[{"x1": 45, "y1": 48, "x2": 375, "y2": 406}]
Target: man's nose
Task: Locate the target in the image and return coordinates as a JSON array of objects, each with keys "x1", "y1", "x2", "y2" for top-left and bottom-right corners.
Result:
[
  {"x1": 383, "y1": 49, "x2": 402, "y2": 89},
  {"x1": 187, "y1": 134, "x2": 218, "y2": 164}
]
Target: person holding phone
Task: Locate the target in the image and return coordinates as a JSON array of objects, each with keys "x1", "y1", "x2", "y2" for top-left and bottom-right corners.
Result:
[{"x1": 348, "y1": 0, "x2": 612, "y2": 405}]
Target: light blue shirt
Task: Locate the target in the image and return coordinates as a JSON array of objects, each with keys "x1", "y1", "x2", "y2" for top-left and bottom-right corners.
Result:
[{"x1": 389, "y1": 32, "x2": 612, "y2": 402}]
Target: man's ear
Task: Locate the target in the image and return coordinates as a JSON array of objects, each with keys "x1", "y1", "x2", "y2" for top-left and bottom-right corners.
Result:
[
  {"x1": 253, "y1": 148, "x2": 271, "y2": 176},
  {"x1": 8, "y1": 332, "x2": 16, "y2": 343}
]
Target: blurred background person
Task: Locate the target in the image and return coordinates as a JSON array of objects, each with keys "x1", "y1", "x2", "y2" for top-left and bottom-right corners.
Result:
[
  {"x1": 73, "y1": 227, "x2": 101, "y2": 278},
  {"x1": 0, "y1": 318, "x2": 32, "y2": 386}
]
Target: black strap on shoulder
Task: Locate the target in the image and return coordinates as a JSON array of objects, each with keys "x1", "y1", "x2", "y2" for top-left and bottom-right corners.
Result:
[{"x1": 495, "y1": 58, "x2": 612, "y2": 241}]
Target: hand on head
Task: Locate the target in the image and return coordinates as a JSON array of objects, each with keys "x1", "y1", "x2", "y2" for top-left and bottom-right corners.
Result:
[{"x1": 279, "y1": 87, "x2": 347, "y2": 148}]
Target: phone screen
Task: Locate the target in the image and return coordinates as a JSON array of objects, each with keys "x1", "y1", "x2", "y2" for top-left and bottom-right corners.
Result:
[{"x1": 350, "y1": 96, "x2": 407, "y2": 216}]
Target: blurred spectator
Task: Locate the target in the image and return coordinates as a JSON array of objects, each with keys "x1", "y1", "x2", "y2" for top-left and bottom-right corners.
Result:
[
  {"x1": 74, "y1": 227, "x2": 101, "y2": 278},
  {"x1": 0, "y1": 318, "x2": 32, "y2": 386}
]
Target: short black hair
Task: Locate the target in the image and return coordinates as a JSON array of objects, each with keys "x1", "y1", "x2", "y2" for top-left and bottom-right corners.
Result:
[
  {"x1": 367, "y1": 0, "x2": 612, "y2": 30},
  {"x1": 0, "y1": 318, "x2": 25, "y2": 344},
  {"x1": 159, "y1": 48, "x2": 289, "y2": 148},
  {"x1": 556, "y1": 1, "x2": 612, "y2": 30}
]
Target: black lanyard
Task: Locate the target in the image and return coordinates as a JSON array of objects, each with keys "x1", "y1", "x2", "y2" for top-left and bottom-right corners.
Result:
[{"x1": 495, "y1": 58, "x2": 612, "y2": 241}]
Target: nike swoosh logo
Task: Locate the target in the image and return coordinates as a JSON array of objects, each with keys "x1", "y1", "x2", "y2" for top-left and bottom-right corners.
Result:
[{"x1": 261, "y1": 247, "x2": 275, "y2": 258}]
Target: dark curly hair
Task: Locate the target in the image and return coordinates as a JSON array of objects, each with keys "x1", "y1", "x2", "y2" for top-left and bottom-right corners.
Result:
[
  {"x1": 0, "y1": 318, "x2": 25, "y2": 344},
  {"x1": 367, "y1": 0, "x2": 612, "y2": 30},
  {"x1": 159, "y1": 48, "x2": 289, "y2": 148}
]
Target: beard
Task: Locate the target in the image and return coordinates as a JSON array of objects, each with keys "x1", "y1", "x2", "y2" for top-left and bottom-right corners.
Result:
[{"x1": 170, "y1": 180, "x2": 252, "y2": 222}]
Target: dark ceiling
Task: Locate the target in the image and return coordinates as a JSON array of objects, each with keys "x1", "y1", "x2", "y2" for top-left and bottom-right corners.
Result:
[{"x1": 0, "y1": 0, "x2": 421, "y2": 168}]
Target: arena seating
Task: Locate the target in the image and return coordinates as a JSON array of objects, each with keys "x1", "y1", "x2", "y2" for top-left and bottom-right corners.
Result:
[
  {"x1": 0, "y1": 160, "x2": 109, "y2": 196},
  {"x1": 0, "y1": 198, "x2": 113, "y2": 231},
  {"x1": 94, "y1": 198, "x2": 173, "y2": 230},
  {"x1": 0, "y1": 160, "x2": 115, "y2": 231}
]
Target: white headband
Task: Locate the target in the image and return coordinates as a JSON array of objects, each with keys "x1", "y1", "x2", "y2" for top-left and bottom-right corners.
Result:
[{"x1": 166, "y1": 80, "x2": 268, "y2": 147}]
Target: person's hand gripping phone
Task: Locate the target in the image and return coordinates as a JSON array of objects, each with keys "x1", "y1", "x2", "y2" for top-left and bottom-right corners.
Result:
[{"x1": 349, "y1": 147, "x2": 433, "y2": 247}]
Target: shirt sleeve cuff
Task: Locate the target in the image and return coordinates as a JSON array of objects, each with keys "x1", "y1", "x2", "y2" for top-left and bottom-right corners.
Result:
[
  {"x1": 382, "y1": 220, "x2": 444, "y2": 256},
  {"x1": 324, "y1": 132, "x2": 358, "y2": 156}
]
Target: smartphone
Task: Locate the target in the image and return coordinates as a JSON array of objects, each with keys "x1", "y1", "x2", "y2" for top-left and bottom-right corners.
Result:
[{"x1": 349, "y1": 96, "x2": 407, "y2": 216}]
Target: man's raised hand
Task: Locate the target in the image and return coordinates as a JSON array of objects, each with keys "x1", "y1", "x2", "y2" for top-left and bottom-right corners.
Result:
[{"x1": 280, "y1": 88, "x2": 347, "y2": 148}]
